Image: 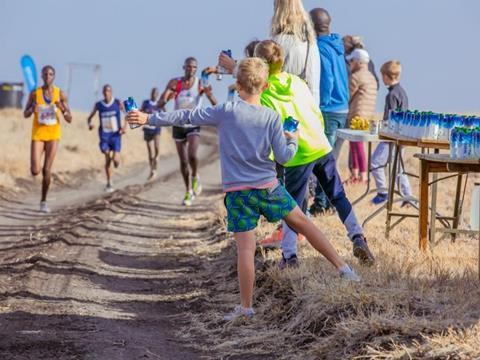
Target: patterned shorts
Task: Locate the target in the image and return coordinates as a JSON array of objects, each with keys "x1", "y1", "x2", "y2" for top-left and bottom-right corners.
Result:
[{"x1": 224, "y1": 184, "x2": 297, "y2": 233}]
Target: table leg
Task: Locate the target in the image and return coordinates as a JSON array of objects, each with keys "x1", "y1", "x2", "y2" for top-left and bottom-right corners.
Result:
[
  {"x1": 451, "y1": 174, "x2": 463, "y2": 243},
  {"x1": 429, "y1": 171, "x2": 438, "y2": 246},
  {"x1": 352, "y1": 142, "x2": 373, "y2": 206},
  {"x1": 419, "y1": 159, "x2": 429, "y2": 251},
  {"x1": 385, "y1": 144, "x2": 400, "y2": 240}
]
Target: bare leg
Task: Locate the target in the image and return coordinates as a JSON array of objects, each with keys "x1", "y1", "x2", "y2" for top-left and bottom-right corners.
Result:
[
  {"x1": 41, "y1": 141, "x2": 59, "y2": 202},
  {"x1": 146, "y1": 140, "x2": 154, "y2": 172},
  {"x1": 30, "y1": 140, "x2": 44, "y2": 176},
  {"x1": 234, "y1": 230, "x2": 256, "y2": 309},
  {"x1": 175, "y1": 141, "x2": 190, "y2": 191},
  {"x1": 104, "y1": 152, "x2": 112, "y2": 186},
  {"x1": 153, "y1": 133, "x2": 161, "y2": 171},
  {"x1": 112, "y1": 152, "x2": 120, "y2": 168},
  {"x1": 187, "y1": 134, "x2": 200, "y2": 179},
  {"x1": 284, "y1": 206, "x2": 346, "y2": 270}
]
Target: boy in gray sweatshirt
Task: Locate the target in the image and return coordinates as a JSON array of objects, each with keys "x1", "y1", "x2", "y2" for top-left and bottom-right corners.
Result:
[{"x1": 126, "y1": 58, "x2": 359, "y2": 321}]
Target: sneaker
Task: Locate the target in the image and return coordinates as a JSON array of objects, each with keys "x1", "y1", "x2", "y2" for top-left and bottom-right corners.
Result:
[
  {"x1": 105, "y1": 184, "x2": 115, "y2": 193},
  {"x1": 39, "y1": 201, "x2": 51, "y2": 213},
  {"x1": 352, "y1": 235, "x2": 375, "y2": 266},
  {"x1": 223, "y1": 305, "x2": 255, "y2": 321},
  {"x1": 192, "y1": 177, "x2": 202, "y2": 196},
  {"x1": 147, "y1": 170, "x2": 157, "y2": 181},
  {"x1": 309, "y1": 203, "x2": 336, "y2": 217},
  {"x1": 259, "y1": 228, "x2": 283, "y2": 248},
  {"x1": 183, "y1": 191, "x2": 194, "y2": 206},
  {"x1": 278, "y1": 253, "x2": 299, "y2": 270},
  {"x1": 371, "y1": 193, "x2": 388, "y2": 205},
  {"x1": 259, "y1": 228, "x2": 305, "y2": 248},
  {"x1": 339, "y1": 265, "x2": 361, "y2": 282}
]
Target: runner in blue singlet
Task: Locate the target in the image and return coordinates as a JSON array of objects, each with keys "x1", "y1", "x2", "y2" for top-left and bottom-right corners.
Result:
[
  {"x1": 87, "y1": 84, "x2": 126, "y2": 193},
  {"x1": 141, "y1": 87, "x2": 161, "y2": 180}
]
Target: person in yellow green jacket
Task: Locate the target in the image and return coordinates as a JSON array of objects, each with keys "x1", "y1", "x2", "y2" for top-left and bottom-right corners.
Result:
[{"x1": 255, "y1": 40, "x2": 375, "y2": 268}]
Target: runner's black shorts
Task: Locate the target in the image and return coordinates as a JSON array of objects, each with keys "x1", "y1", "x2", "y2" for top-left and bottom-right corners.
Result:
[
  {"x1": 143, "y1": 128, "x2": 161, "y2": 142},
  {"x1": 172, "y1": 126, "x2": 201, "y2": 142}
]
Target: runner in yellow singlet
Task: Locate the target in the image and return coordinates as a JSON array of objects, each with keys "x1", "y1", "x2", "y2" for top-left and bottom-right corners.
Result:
[{"x1": 23, "y1": 65, "x2": 72, "y2": 213}]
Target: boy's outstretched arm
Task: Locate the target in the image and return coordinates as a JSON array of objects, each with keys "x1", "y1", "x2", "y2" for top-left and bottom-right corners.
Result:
[
  {"x1": 270, "y1": 115, "x2": 298, "y2": 165},
  {"x1": 126, "y1": 105, "x2": 223, "y2": 128}
]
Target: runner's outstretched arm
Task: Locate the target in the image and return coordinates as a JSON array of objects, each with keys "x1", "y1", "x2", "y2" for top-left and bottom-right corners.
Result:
[
  {"x1": 86, "y1": 105, "x2": 98, "y2": 130},
  {"x1": 57, "y1": 90, "x2": 72, "y2": 123},
  {"x1": 202, "y1": 85, "x2": 218, "y2": 106},
  {"x1": 23, "y1": 91, "x2": 36, "y2": 118},
  {"x1": 157, "y1": 79, "x2": 177, "y2": 112}
]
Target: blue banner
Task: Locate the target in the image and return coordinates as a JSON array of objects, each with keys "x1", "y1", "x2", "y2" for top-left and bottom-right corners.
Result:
[{"x1": 20, "y1": 55, "x2": 37, "y2": 92}]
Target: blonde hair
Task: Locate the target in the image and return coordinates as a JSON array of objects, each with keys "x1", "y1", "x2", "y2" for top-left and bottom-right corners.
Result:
[
  {"x1": 236, "y1": 58, "x2": 270, "y2": 95},
  {"x1": 381, "y1": 60, "x2": 402, "y2": 81},
  {"x1": 271, "y1": 0, "x2": 316, "y2": 44},
  {"x1": 254, "y1": 40, "x2": 285, "y2": 75}
]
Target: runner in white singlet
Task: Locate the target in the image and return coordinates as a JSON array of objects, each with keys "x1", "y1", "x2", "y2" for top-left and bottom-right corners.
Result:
[{"x1": 157, "y1": 57, "x2": 217, "y2": 206}]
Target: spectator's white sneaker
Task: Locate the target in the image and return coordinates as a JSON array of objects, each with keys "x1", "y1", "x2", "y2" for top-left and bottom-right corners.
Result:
[
  {"x1": 339, "y1": 265, "x2": 361, "y2": 282},
  {"x1": 223, "y1": 305, "x2": 255, "y2": 321}
]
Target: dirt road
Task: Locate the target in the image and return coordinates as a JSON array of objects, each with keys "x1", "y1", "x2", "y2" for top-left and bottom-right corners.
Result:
[{"x1": 0, "y1": 133, "x2": 224, "y2": 359}]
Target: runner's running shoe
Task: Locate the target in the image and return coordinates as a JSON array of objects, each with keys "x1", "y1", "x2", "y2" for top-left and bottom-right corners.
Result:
[
  {"x1": 39, "y1": 201, "x2": 51, "y2": 213},
  {"x1": 147, "y1": 170, "x2": 157, "y2": 181},
  {"x1": 183, "y1": 191, "x2": 194, "y2": 206},
  {"x1": 192, "y1": 177, "x2": 202, "y2": 196},
  {"x1": 105, "y1": 184, "x2": 115, "y2": 193},
  {"x1": 223, "y1": 305, "x2": 255, "y2": 321}
]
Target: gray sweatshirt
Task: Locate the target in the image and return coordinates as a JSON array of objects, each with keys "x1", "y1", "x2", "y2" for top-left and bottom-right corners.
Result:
[{"x1": 148, "y1": 100, "x2": 298, "y2": 191}]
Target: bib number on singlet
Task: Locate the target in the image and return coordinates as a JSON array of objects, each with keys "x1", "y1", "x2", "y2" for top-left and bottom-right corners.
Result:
[
  {"x1": 38, "y1": 105, "x2": 57, "y2": 126},
  {"x1": 101, "y1": 116, "x2": 119, "y2": 133}
]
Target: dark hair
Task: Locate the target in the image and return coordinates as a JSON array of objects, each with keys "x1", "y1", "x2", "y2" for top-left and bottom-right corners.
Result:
[
  {"x1": 244, "y1": 40, "x2": 260, "y2": 58},
  {"x1": 184, "y1": 57, "x2": 197, "y2": 64},
  {"x1": 103, "y1": 84, "x2": 112, "y2": 91},
  {"x1": 42, "y1": 65, "x2": 55, "y2": 74}
]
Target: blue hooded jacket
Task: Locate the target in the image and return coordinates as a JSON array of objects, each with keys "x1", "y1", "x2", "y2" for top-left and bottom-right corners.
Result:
[{"x1": 318, "y1": 33, "x2": 349, "y2": 112}]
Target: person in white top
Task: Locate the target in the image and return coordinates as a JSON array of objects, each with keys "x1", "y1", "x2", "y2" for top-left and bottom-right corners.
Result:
[
  {"x1": 270, "y1": 0, "x2": 321, "y2": 104},
  {"x1": 157, "y1": 57, "x2": 217, "y2": 206}
]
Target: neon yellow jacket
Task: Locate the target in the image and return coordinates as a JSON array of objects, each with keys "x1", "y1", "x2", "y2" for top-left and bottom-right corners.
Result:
[{"x1": 261, "y1": 72, "x2": 332, "y2": 167}]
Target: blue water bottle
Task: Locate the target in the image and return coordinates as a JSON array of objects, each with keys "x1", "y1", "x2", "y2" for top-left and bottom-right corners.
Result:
[
  {"x1": 200, "y1": 70, "x2": 210, "y2": 88},
  {"x1": 124, "y1": 97, "x2": 140, "y2": 129},
  {"x1": 473, "y1": 127, "x2": 480, "y2": 158},
  {"x1": 217, "y1": 49, "x2": 232, "y2": 81},
  {"x1": 450, "y1": 127, "x2": 459, "y2": 159},
  {"x1": 283, "y1": 116, "x2": 299, "y2": 132}
]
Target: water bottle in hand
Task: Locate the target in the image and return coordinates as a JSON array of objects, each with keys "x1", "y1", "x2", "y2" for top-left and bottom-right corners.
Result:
[{"x1": 124, "y1": 97, "x2": 140, "y2": 129}]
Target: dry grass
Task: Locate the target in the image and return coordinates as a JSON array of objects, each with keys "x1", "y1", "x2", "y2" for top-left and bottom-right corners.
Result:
[
  {"x1": 0, "y1": 108, "x2": 176, "y2": 190},
  {"x1": 182, "y1": 146, "x2": 480, "y2": 359}
]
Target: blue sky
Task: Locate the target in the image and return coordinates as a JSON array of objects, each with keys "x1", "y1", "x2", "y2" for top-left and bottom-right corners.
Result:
[{"x1": 1, "y1": 0, "x2": 479, "y2": 113}]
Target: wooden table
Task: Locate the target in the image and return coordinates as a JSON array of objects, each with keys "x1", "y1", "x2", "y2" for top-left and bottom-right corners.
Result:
[
  {"x1": 377, "y1": 131, "x2": 452, "y2": 238},
  {"x1": 415, "y1": 153, "x2": 480, "y2": 249}
]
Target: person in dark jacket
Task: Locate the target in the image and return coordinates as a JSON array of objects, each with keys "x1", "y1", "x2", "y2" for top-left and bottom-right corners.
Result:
[
  {"x1": 309, "y1": 8, "x2": 350, "y2": 215},
  {"x1": 370, "y1": 60, "x2": 412, "y2": 205}
]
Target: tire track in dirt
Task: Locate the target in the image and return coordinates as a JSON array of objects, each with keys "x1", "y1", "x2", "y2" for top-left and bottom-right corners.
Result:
[{"x1": 0, "y1": 131, "x2": 225, "y2": 359}]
